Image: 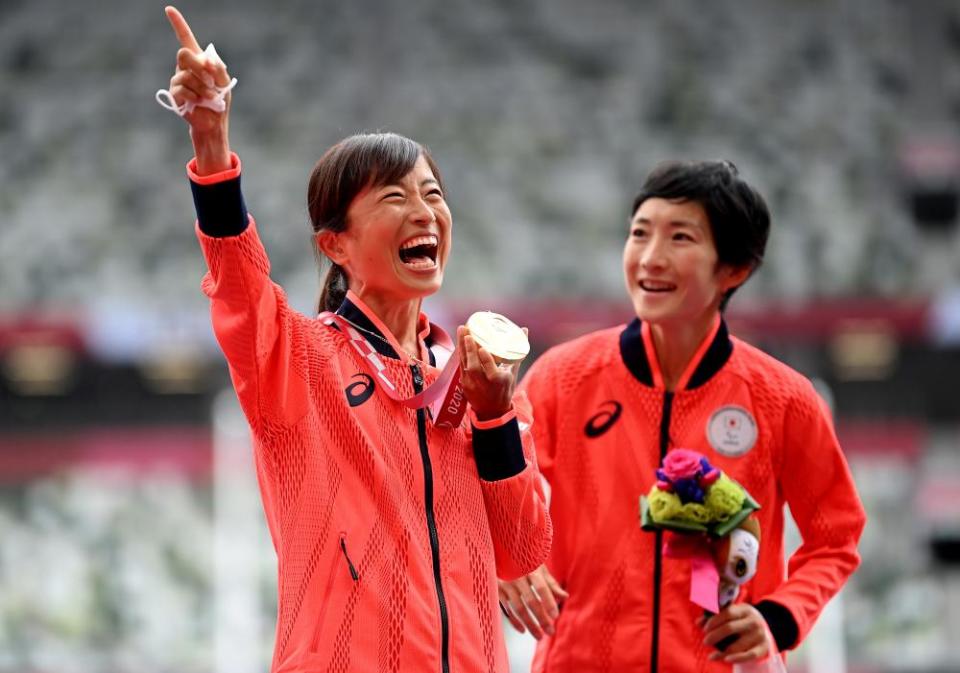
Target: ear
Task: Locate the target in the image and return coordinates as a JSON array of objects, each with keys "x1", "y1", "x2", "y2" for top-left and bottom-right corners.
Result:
[
  {"x1": 316, "y1": 230, "x2": 348, "y2": 265},
  {"x1": 718, "y1": 264, "x2": 752, "y2": 294}
]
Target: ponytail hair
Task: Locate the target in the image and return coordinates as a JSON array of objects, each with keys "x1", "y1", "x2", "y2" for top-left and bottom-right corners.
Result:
[
  {"x1": 318, "y1": 263, "x2": 347, "y2": 314},
  {"x1": 307, "y1": 132, "x2": 444, "y2": 315}
]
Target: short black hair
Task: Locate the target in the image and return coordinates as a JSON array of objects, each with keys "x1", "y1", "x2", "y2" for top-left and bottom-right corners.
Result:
[{"x1": 631, "y1": 160, "x2": 771, "y2": 308}]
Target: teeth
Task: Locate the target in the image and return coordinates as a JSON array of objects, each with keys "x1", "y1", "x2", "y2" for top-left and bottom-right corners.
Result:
[
  {"x1": 404, "y1": 259, "x2": 436, "y2": 270},
  {"x1": 641, "y1": 280, "x2": 676, "y2": 291},
  {"x1": 400, "y1": 234, "x2": 438, "y2": 250}
]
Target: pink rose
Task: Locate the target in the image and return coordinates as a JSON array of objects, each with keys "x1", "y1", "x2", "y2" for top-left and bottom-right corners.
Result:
[{"x1": 661, "y1": 449, "x2": 704, "y2": 481}]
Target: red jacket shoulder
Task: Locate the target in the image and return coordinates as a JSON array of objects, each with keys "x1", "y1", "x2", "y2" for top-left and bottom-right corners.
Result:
[
  {"x1": 522, "y1": 325, "x2": 624, "y2": 392},
  {"x1": 730, "y1": 337, "x2": 819, "y2": 396}
]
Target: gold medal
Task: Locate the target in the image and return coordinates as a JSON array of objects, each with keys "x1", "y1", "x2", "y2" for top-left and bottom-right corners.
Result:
[{"x1": 466, "y1": 311, "x2": 530, "y2": 363}]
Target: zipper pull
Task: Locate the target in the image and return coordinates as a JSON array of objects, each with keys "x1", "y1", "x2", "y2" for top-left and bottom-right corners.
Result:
[
  {"x1": 411, "y1": 363, "x2": 424, "y2": 389},
  {"x1": 340, "y1": 536, "x2": 359, "y2": 581}
]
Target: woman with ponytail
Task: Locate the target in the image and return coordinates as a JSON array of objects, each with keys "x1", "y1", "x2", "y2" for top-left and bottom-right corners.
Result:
[{"x1": 161, "y1": 8, "x2": 550, "y2": 672}]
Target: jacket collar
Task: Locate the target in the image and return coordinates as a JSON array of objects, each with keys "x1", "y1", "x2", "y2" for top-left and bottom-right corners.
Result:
[
  {"x1": 619, "y1": 314, "x2": 732, "y2": 391},
  {"x1": 335, "y1": 290, "x2": 435, "y2": 364}
]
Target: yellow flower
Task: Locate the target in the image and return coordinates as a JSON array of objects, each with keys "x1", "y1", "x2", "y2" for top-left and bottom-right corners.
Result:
[{"x1": 647, "y1": 474, "x2": 745, "y2": 526}]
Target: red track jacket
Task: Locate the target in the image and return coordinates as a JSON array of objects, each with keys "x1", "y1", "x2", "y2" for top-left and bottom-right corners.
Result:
[
  {"x1": 188, "y1": 154, "x2": 551, "y2": 672},
  {"x1": 521, "y1": 316, "x2": 865, "y2": 672}
]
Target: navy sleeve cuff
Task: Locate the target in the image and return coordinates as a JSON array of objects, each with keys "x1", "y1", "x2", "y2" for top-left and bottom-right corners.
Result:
[
  {"x1": 472, "y1": 417, "x2": 526, "y2": 481},
  {"x1": 755, "y1": 600, "x2": 800, "y2": 651},
  {"x1": 190, "y1": 174, "x2": 249, "y2": 237}
]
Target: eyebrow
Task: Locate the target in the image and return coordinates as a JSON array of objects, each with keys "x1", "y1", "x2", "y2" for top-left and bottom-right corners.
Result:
[
  {"x1": 378, "y1": 178, "x2": 440, "y2": 190},
  {"x1": 633, "y1": 216, "x2": 702, "y2": 228}
]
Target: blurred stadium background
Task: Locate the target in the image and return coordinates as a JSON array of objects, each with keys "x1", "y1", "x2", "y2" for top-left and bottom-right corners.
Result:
[{"x1": 2, "y1": 0, "x2": 960, "y2": 670}]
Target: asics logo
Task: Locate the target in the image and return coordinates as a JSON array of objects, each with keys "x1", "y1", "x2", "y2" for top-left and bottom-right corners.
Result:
[
  {"x1": 584, "y1": 401, "x2": 622, "y2": 438},
  {"x1": 345, "y1": 373, "x2": 375, "y2": 407}
]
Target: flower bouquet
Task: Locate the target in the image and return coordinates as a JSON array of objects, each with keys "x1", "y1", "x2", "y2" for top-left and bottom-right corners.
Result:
[{"x1": 640, "y1": 449, "x2": 761, "y2": 613}]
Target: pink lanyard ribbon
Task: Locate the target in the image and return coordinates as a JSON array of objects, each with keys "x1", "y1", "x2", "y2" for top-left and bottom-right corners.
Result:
[{"x1": 318, "y1": 312, "x2": 467, "y2": 428}]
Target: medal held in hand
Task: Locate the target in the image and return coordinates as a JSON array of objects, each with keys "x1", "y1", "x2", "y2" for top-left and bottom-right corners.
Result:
[{"x1": 466, "y1": 311, "x2": 530, "y2": 364}]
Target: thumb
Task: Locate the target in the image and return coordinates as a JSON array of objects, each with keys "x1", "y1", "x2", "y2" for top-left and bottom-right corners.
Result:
[{"x1": 203, "y1": 43, "x2": 231, "y2": 87}]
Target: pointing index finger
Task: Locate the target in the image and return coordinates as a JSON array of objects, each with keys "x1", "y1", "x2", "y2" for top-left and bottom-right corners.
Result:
[{"x1": 165, "y1": 6, "x2": 203, "y2": 53}]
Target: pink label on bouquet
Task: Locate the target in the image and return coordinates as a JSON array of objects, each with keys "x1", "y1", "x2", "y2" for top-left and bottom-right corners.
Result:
[
  {"x1": 689, "y1": 552, "x2": 720, "y2": 614},
  {"x1": 664, "y1": 533, "x2": 721, "y2": 613}
]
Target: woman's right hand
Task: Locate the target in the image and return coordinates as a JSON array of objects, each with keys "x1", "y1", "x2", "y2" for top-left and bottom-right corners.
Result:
[
  {"x1": 164, "y1": 6, "x2": 232, "y2": 175},
  {"x1": 498, "y1": 564, "x2": 569, "y2": 639}
]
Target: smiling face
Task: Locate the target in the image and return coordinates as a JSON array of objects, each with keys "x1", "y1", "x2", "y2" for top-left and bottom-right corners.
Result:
[
  {"x1": 322, "y1": 155, "x2": 452, "y2": 303},
  {"x1": 623, "y1": 197, "x2": 749, "y2": 328}
]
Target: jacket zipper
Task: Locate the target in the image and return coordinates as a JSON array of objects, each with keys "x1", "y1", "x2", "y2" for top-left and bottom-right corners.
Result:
[
  {"x1": 312, "y1": 531, "x2": 359, "y2": 651},
  {"x1": 412, "y1": 363, "x2": 451, "y2": 673},
  {"x1": 650, "y1": 390, "x2": 673, "y2": 673}
]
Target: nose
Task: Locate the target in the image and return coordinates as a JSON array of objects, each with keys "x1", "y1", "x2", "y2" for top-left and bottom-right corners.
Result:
[
  {"x1": 639, "y1": 233, "x2": 668, "y2": 272},
  {"x1": 408, "y1": 194, "x2": 436, "y2": 226}
]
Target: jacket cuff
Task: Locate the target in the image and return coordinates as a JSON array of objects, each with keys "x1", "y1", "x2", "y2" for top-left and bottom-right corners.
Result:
[
  {"x1": 186, "y1": 152, "x2": 242, "y2": 184},
  {"x1": 471, "y1": 415, "x2": 526, "y2": 481},
  {"x1": 469, "y1": 406, "x2": 516, "y2": 429},
  {"x1": 187, "y1": 152, "x2": 248, "y2": 238},
  {"x1": 754, "y1": 600, "x2": 799, "y2": 651}
]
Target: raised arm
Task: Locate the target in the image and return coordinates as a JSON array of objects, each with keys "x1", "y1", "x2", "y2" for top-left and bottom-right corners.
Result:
[
  {"x1": 162, "y1": 7, "x2": 320, "y2": 433},
  {"x1": 164, "y1": 6, "x2": 232, "y2": 175}
]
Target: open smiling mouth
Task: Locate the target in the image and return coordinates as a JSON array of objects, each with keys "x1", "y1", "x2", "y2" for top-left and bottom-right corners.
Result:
[
  {"x1": 399, "y1": 234, "x2": 439, "y2": 271},
  {"x1": 639, "y1": 280, "x2": 677, "y2": 292}
]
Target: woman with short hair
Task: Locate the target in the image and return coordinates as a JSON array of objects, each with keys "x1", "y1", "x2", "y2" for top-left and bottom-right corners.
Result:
[{"x1": 500, "y1": 160, "x2": 865, "y2": 672}]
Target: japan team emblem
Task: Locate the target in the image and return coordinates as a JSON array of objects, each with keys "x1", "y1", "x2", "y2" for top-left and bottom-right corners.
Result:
[{"x1": 706, "y1": 406, "x2": 757, "y2": 457}]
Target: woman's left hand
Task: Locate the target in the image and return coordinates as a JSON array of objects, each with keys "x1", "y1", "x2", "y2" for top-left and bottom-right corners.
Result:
[
  {"x1": 702, "y1": 603, "x2": 772, "y2": 663},
  {"x1": 457, "y1": 325, "x2": 526, "y2": 421}
]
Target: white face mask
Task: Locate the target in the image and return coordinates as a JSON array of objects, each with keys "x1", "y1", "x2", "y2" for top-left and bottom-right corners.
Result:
[{"x1": 155, "y1": 43, "x2": 238, "y2": 118}]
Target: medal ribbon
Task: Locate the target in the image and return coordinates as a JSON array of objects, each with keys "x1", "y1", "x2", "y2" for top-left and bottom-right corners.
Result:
[{"x1": 319, "y1": 311, "x2": 467, "y2": 428}]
